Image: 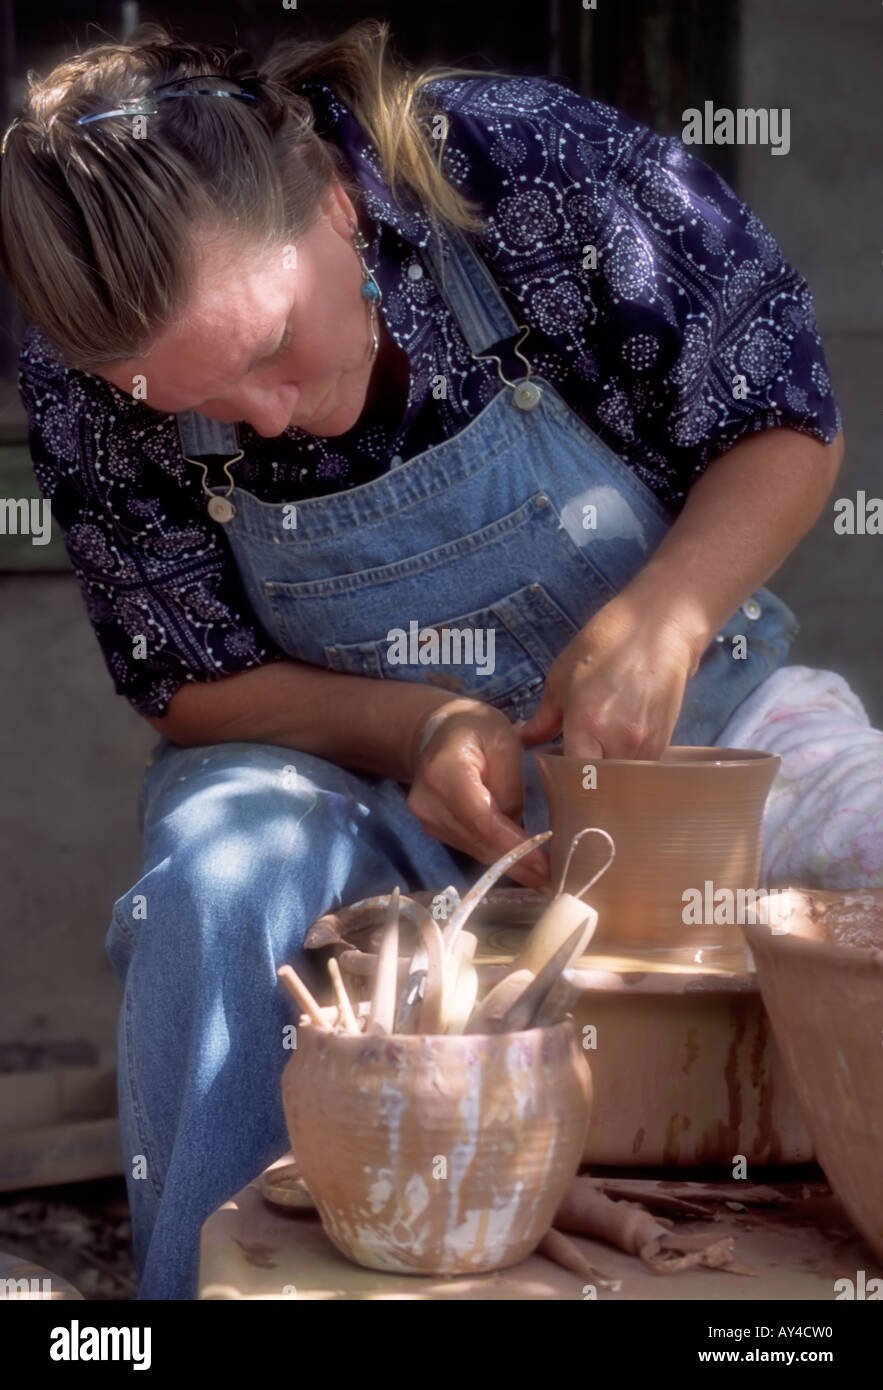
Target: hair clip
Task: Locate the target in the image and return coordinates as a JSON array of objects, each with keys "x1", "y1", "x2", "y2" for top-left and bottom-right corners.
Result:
[
  {"x1": 151, "y1": 73, "x2": 261, "y2": 94},
  {"x1": 1, "y1": 117, "x2": 20, "y2": 156},
  {"x1": 78, "y1": 98, "x2": 158, "y2": 125},
  {"x1": 157, "y1": 88, "x2": 259, "y2": 105},
  {"x1": 76, "y1": 87, "x2": 258, "y2": 127}
]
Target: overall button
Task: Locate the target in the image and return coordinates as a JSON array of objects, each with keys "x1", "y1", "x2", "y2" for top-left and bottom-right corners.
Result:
[
  {"x1": 513, "y1": 380, "x2": 542, "y2": 411},
  {"x1": 741, "y1": 598, "x2": 762, "y2": 620},
  {"x1": 207, "y1": 496, "x2": 235, "y2": 523}
]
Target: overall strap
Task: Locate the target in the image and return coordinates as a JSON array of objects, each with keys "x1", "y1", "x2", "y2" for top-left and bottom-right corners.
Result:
[
  {"x1": 420, "y1": 224, "x2": 522, "y2": 354},
  {"x1": 175, "y1": 407, "x2": 240, "y2": 461}
]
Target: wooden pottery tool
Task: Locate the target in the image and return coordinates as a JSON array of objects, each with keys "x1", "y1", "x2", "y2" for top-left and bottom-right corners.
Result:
[
  {"x1": 531, "y1": 968, "x2": 585, "y2": 1027},
  {"x1": 463, "y1": 830, "x2": 611, "y2": 1033},
  {"x1": 394, "y1": 900, "x2": 438, "y2": 1033},
  {"x1": 327, "y1": 956, "x2": 360, "y2": 1034},
  {"x1": 508, "y1": 828, "x2": 613, "y2": 976},
  {"x1": 492, "y1": 916, "x2": 600, "y2": 1032},
  {"x1": 415, "y1": 914, "x2": 447, "y2": 1033},
  {"x1": 441, "y1": 958, "x2": 479, "y2": 1034},
  {"x1": 441, "y1": 830, "x2": 553, "y2": 953},
  {"x1": 277, "y1": 964, "x2": 331, "y2": 1030},
  {"x1": 368, "y1": 887, "x2": 400, "y2": 1035},
  {"x1": 465, "y1": 968, "x2": 536, "y2": 1032}
]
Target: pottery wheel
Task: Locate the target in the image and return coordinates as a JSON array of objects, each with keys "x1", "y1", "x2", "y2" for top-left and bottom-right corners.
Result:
[{"x1": 465, "y1": 892, "x2": 758, "y2": 987}]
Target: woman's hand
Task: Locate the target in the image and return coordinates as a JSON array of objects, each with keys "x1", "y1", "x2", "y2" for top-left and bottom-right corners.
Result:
[
  {"x1": 517, "y1": 428, "x2": 843, "y2": 762},
  {"x1": 406, "y1": 698, "x2": 551, "y2": 890},
  {"x1": 517, "y1": 594, "x2": 699, "y2": 760}
]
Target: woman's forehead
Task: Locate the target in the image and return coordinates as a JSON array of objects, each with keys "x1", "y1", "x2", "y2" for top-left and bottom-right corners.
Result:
[{"x1": 101, "y1": 237, "x2": 300, "y2": 403}]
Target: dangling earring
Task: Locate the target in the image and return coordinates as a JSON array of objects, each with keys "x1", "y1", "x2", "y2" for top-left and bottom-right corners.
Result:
[{"x1": 352, "y1": 228, "x2": 382, "y2": 360}]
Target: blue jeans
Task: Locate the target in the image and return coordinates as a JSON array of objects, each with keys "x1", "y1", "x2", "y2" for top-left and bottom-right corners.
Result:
[{"x1": 106, "y1": 738, "x2": 474, "y2": 1300}]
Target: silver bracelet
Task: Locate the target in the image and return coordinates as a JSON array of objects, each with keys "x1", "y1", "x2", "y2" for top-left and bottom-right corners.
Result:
[{"x1": 415, "y1": 707, "x2": 455, "y2": 761}]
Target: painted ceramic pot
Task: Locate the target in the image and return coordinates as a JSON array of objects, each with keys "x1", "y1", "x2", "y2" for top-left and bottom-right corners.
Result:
[
  {"x1": 282, "y1": 1007, "x2": 592, "y2": 1275},
  {"x1": 535, "y1": 746, "x2": 781, "y2": 965},
  {"x1": 745, "y1": 889, "x2": 883, "y2": 1261}
]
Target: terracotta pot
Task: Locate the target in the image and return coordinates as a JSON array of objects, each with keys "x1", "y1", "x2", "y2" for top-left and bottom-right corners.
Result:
[
  {"x1": 745, "y1": 890, "x2": 883, "y2": 1261},
  {"x1": 535, "y1": 746, "x2": 780, "y2": 965},
  {"x1": 282, "y1": 1007, "x2": 591, "y2": 1275}
]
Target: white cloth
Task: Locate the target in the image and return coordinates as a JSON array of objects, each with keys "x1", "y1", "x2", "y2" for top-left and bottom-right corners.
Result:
[{"x1": 716, "y1": 665, "x2": 883, "y2": 888}]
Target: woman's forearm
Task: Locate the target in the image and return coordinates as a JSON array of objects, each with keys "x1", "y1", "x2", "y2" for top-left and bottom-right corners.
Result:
[
  {"x1": 623, "y1": 426, "x2": 844, "y2": 665},
  {"x1": 148, "y1": 660, "x2": 461, "y2": 781}
]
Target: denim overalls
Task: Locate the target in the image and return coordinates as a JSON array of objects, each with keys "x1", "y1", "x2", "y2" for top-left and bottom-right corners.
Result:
[{"x1": 108, "y1": 224, "x2": 797, "y2": 1300}]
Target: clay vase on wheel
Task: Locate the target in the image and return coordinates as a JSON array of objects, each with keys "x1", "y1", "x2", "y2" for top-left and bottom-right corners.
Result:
[{"x1": 535, "y1": 746, "x2": 781, "y2": 965}]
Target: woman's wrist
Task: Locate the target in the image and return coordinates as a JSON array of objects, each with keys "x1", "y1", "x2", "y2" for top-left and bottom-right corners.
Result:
[
  {"x1": 407, "y1": 695, "x2": 487, "y2": 778},
  {"x1": 601, "y1": 570, "x2": 714, "y2": 675}
]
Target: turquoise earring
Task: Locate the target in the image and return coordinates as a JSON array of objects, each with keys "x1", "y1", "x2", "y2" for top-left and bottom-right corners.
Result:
[{"x1": 353, "y1": 229, "x2": 382, "y2": 359}]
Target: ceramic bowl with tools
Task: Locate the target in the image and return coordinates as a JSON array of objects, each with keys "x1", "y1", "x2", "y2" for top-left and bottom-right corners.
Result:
[
  {"x1": 277, "y1": 830, "x2": 614, "y2": 1273},
  {"x1": 282, "y1": 1007, "x2": 592, "y2": 1274}
]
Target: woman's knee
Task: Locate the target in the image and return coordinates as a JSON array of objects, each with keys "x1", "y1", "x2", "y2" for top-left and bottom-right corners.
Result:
[{"x1": 113, "y1": 742, "x2": 397, "y2": 963}]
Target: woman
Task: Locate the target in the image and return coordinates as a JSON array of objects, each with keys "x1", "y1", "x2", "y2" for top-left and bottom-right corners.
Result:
[{"x1": 2, "y1": 22, "x2": 879, "y2": 1299}]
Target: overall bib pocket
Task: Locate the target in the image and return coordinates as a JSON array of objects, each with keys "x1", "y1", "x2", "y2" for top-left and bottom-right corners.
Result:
[
  {"x1": 322, "y1": 581, "x2": 581, "y2": 718},
  {"x1": 260, "y1": 487, "x2": 615, "y2": 672}
]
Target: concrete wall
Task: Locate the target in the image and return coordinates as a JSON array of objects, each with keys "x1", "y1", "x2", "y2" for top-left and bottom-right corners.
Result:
[
  {"x1": 738, "y1": 0, "x2": 882, "y2": 722},
  {"x1": 0, "y1": 577, "x2": 152, "y2": 1058}
]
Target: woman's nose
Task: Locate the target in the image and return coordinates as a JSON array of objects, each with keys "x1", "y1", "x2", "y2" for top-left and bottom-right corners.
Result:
[{"x1": 245, "y1": 394, "x2": 300, "y2": 438}]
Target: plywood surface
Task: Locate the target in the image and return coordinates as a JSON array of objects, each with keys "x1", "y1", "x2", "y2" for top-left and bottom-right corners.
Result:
[{"x1": 198, "y1": 1158, "x2": 882, "y2": 1301}]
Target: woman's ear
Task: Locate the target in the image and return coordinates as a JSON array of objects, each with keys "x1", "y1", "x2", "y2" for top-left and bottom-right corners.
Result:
[{"x1": 324, "y1": 180, "x2": 358, "y2": 240}]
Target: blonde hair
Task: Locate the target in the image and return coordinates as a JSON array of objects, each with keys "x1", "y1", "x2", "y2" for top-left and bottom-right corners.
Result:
[{"x1": 0, "y1": 20, "x2": 486, "y2": 371}]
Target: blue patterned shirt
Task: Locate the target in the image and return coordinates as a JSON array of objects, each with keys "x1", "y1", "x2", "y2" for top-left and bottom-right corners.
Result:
[{"x1": 19, "y1": 75, "x2": 841, "y2": 717}]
